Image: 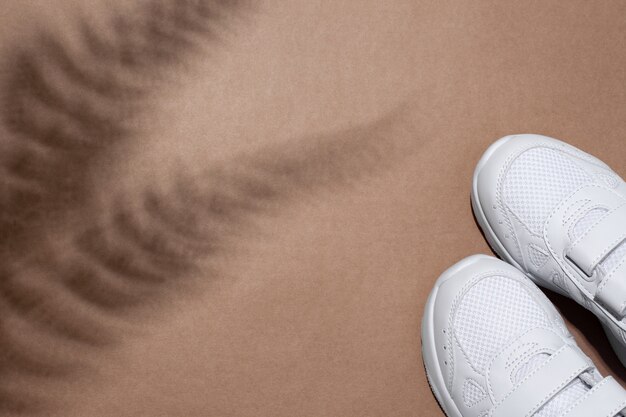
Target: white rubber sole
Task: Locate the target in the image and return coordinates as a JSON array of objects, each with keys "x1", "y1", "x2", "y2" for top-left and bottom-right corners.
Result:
[{"x1": 421, "y1": 254, "x2": 495, "y2": 417}]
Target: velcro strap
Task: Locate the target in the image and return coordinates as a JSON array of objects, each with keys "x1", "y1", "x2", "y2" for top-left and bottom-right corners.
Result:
[
  {"x1": 561, "y1": 377, "x2": 626, "y2": 417},
  {"x1": 596, "y1": 257, "x2": 626, "y2": 318},
  {"x1": 567, "y1": 203, "x2": 626, "y2": 276},
  {"x1": 491, "y1": 345, "x2": 591, "y2": 417}
]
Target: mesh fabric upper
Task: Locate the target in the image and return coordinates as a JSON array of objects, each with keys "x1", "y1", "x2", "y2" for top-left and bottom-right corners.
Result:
[
  {"x1": 503, "y1": 147, "x2": 592, "y2": 235},
  {"x1": 572, "y1": 208, "x2": 608, "y2": 240},
  {"x1": 528, "y1": 245, "x2": 549, "y2": 268},
  {"x1": 453, "y1": 275, "x2": 597, "y2": 417},
  {"x1": 453, "y1": 275, "x2": 552, "y2": 373},
  {"x1": 463, "y1": 379, "x2": 487, "y2": 407}
]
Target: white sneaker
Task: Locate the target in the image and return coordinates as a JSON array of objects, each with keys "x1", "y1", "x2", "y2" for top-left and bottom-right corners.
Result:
[
  {"x1": 472, "y1": 134, "x2": 626, "y2": 365},
  {"x1": 422, "y1": 255, "x2": 626, "y2": 417}
]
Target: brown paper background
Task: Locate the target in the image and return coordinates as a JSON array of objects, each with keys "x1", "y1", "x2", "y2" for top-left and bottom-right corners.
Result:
[{"x1": 3, "y1": 1, "x2": 626, "y2": 416}]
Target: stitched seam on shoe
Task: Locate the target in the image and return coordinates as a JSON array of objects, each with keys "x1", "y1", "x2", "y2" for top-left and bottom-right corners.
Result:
[
  {"x1": 567, "y1": 202, "x2": 626, "y2": 272},
  {"x1": 496, "y1": 148, "x2": 525, "y2": 260},
  {"x1": 493, "y1": 345, "x2": 568, "y2": 411},
  {"x1": 485, "y1": 326, "x2": 559, "y2": 405},
  {"x1": 490, "y1": 345, "x2": 587, "y2": 417},
  {"x1": 507, "y1": 347, "x2": 552, "y2": 385},
  {"x1": 544, "y1": 184, "x2": 626, "y2": 329},
  {"x1": 545, "y1": 185, "x2": 609, "y2": 292},
  {"x1": 563, "y1": 199, "x2": 592, "y2": 228},
  {"x1": 568, "y1": 204, "x2": 616, "y2": 248},
  {"x1": 497, "y1": 143, "x2": 592, "y2": 261},
  {"x1": 449, "y1": 270, "x2": 515, "y2": 380},
  {"x1": 463, "y1": 378, "x2": 488, "y2": 408},
  {"x1": 591, "y1": 232, "x2": 626, "y2": 273},
  {"x1": 597, "y1": 256, "x2": 626, "y2": 297},
  {"x1": 505, "y1": 342, "x2": 537, "y2": 369},
  {"x1": 560, "y1": 377, "x2": 609, "y2": 417},
  {"x1": 525, "y1": 364, "x2": 588, "y2": 417}
]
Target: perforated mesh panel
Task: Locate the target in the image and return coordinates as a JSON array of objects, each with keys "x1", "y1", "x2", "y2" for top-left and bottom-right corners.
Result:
[
  {"x1": 572, "y1": 208, "x2": 608, "y2": 240},
  {"x1": 528, "y1": 245, "x2": 549, "y2": 268},
  {"x1": 463, "y1": 378, "x2": 487, "y2": 407},
  {"x1": 535, "y1": 380, "x2": 589, "y2": 417},
  {"x1": 503, "y1": 148, "x2": 592, "y2": 234},
  {"x1": 512, "y1": 352, "x2": 550, "y2": 385},
  {"x1": 453, "y1": 276, "x2": 552, "y2": 373}
]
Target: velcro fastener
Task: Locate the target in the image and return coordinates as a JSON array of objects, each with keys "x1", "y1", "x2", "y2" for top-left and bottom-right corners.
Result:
[
  {"x1": 560, "y1": 376, "x2": 626, "y2": 417},
  {"x1": 596, "y1": 257, "x2": 626, "y2": 318},
  {"x1": 566, "y1": 203, "x2": 626, "y2": 276},
  {"x1": 491, "y1": 345, "x2": 591, "y2": 417}
]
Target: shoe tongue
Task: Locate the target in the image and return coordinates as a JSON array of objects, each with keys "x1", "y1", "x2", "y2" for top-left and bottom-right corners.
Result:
[{"x1": 512, "y1": 352, "x2": 596, "y2": 417}]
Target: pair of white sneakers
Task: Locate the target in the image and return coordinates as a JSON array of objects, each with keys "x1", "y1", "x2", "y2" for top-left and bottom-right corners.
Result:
[{"x1": 422, "y1": 135, "x2": 626, "y2": 417}]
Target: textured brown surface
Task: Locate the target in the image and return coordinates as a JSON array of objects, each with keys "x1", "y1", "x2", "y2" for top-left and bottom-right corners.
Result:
[{"x1": 1, "y1": 1, "x2": 626, "y2": 416}]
